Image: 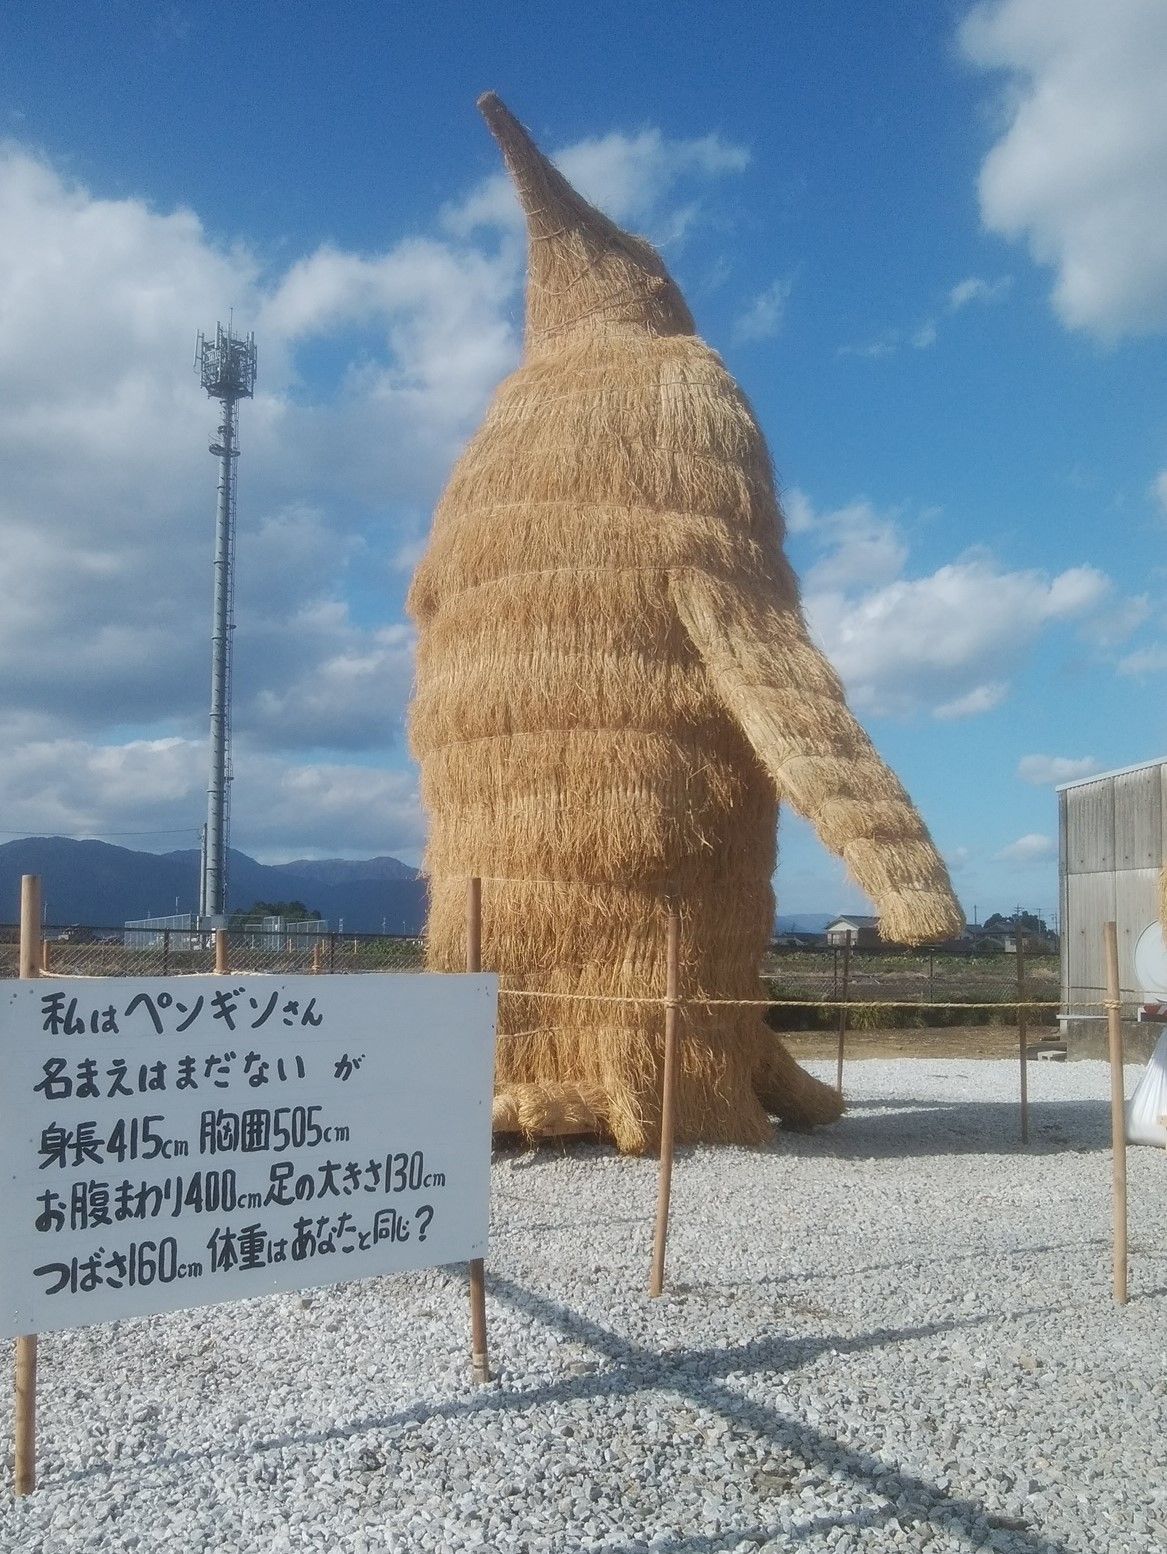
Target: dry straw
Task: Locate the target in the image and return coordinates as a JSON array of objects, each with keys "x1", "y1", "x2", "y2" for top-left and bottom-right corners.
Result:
[{"x1": 407, "y1": 93, "x2": 963, "y2": 1153}]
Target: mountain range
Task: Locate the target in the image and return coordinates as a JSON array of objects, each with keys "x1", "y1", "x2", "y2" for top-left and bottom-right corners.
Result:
[
  {"x1": 0, "y1": 837, "x2": 427, "y2": 935},
  {"x1": 1, "y1": 837, "x2": 842, "y2": 938}
]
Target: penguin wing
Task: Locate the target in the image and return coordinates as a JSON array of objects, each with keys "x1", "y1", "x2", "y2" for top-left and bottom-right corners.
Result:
[{"x1": 671, "y1": 569, "x2": 963, "y2": 946}]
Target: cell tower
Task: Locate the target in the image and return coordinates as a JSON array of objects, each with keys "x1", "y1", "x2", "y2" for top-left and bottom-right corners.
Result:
[{"x1": 195, "y1": 321, "x2": 257, "y2": 925}]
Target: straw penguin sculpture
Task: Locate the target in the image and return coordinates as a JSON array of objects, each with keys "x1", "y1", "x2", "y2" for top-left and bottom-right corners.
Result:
[{"x1": 407, "y1": 95, "x2": 963, "y2": 1152}]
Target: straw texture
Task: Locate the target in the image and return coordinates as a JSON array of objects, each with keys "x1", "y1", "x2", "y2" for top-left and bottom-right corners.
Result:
[{"x1": 406, "y1": 94, "x2": 962, "y2": 1152}]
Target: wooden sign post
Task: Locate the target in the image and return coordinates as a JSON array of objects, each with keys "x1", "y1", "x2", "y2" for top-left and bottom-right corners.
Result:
[
  {"x1": 1103, "y1": 921, "x2": 1128, "y2": 1304},
  {"x1": 15, "y1": 874, "x2": 41, "y2": 1495},
  {"x1": 466, "y1": 877, "x2": 490, "y2": 1383},
  {"x1": 649, "y1": 896, "x2": 681, "y2": 1298}
]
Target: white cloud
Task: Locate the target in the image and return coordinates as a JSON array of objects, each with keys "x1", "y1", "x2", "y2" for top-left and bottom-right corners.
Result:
[
  {"x1": 1117, "y1": 645, "x2": 1167, "y2": 676},
  {"x1": 783, "y1": 489, "x2": 816, "y2": 534},
  {"x1": 996, "y1": 833, "x2": 1056, "y2": 863},
  {"x1": 1152, "y1": 471, "x2": 1167, "y2": 518},
  {"x1": 0, "y1": 123, "x2": 748, "y2": 860},
  {"x1": 934, "y1": 683, "x2": 1008, "y2": 720},
  {"x1": 836, "y1": 331, "x2": 900, "y2": 360},
  {"x1": 0, "y1": 727, "x2": 425, "y2": 860},
  {"x1": 961, "y1": 0, "x2": 1167, "y2": 337},
  {"x1": 1017, "y1": 754, "x2": 1100, "y2": 785},
  {"x1": 795, "y1": 496, "x2": 909, "y2": 592},
  {"x1": 840, "y1": 275, "x2": 1011, "y2": 359},
  {"x1": 732, "y1": 277, "x2": 793, "y2": 343},
  {"x1": 948, "y1": 275, "x2": 1013, "y2": 310},
  {"x1": 246, "y1": 624, "x2": 416, "y2": 753},
  {"x1": 790, "y1": 490, "x2": 1126, "y2": 719}
]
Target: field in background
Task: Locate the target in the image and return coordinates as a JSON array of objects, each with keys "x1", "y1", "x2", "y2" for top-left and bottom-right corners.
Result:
[{"x1": 762, "y1": 947, "x2": 1060, "y2": 1032}]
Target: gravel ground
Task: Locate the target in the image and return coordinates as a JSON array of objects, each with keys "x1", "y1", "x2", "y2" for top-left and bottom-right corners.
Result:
[{"x1": 2, "y1": 1058, "x2": 1164, "y2": 1554}]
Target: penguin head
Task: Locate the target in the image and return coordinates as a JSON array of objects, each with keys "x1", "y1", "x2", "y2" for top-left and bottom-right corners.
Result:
[{"x1": 478, "y1": 93, "x2": 696, "y2": 346}]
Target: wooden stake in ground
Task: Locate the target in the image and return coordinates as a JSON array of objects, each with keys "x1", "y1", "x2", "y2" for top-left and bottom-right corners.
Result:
[
  {"x1": 15, "y1": 874, "x2": 41, "y2": 1495},
  {"x1": 1016, "y1": 922, "x2": 1029, "y2": 1145},
  {"x1": 214, "y1": 927, "x2": 229, "y2": 976},
  {"x1": 835, "y1": 936, "x2": 851, "y2": 1099},
  {"x1": 465, "y1": 877, "x2": 490, "y2": 1383},
  {"x1": 649, "y1": 897, "x2": 682, "y2": 1298},
  {"x1": 1103, "y1": 920, "x2": 1128, "y2": 1305}
]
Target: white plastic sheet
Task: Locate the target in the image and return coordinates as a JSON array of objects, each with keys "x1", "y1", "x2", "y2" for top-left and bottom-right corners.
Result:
[{"x1": 1125, "y1": 1026, "x2": 1167, "y2": 1148}]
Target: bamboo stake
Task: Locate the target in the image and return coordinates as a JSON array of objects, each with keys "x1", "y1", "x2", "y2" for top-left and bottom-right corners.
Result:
[
  {"x1": 465, "y1": 877, "x2": 490, "y2": 1383},
  {"x1": 15, "y1": 874, "x2": 40, "y2": 1495},
  {"x1": 649, "y1": 895, "x2": 681, "y2": 1298},
  {"x1": 835, "y1": 936, "x2": 851, "y2": 1098},
  {"x1": 214, "y1": 927, "x2": 229, "y2": 976},
  {"x1": 1016, "y1": 922, "x2": 1029, "y2": 1145},
  {"x1": 1104, "y1": 921, "x2": 1128, "y2": 1305}
]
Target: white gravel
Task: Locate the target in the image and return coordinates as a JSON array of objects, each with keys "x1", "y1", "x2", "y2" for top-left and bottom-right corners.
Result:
[{"x1": 2, "y1": 1058, "x2": 1165, "y2": 1554}]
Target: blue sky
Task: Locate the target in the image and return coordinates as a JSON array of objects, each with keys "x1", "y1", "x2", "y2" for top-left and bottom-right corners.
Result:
[{"x1": 1, "y1": 0, "x2": 1165, "y2": 925}]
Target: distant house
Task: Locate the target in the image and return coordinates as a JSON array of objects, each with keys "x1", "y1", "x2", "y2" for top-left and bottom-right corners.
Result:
[
  {"x1": 962, "y1": 921, "x2": 1059, "y2": 955},
  {"x1": 825, "y1": 914, "x2": 881, "y2": 948}
]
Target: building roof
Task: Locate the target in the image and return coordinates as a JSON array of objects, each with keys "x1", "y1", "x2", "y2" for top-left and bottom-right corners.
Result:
[
  {"x1": 825, "y1": 914, "x2": 880, "y2": 930},
  {"x1": 1056, "y1": 756, "x2": 1167, "y2": 793}
]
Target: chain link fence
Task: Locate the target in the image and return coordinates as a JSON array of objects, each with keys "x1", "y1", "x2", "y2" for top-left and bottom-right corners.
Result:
[
  {"x1": 2, "y1": 925, "x2": 1065, "y2": 1031},
  {"x1": 1, "y1": 925, "x2": 425, "y2": 980}
]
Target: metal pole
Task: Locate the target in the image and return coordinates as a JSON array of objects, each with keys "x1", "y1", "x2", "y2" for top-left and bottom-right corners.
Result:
[
  {"x1": 15, "y1": 875, "x2": 40, "y2": 1495},
  {"x1": 650, "y1": 896, "x2": 682, "y2": 1297},
  {"x1": 1103, "y1": 922, "x2": 1128, "y2": 1304},
  {"x1": 835, "y1": 936, "x2": 851, "y2": 1098},
  {"x1": 202, "y1": 397, "x2": 237, "y2": 923},
  {"x1": 465, "y1": 877, "x2": 489, "y2": 1383}
]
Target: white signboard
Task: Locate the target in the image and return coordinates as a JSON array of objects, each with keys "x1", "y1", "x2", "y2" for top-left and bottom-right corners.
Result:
[{"x1": 0, "y1": 973, "x2": 497, "y2": 1337}]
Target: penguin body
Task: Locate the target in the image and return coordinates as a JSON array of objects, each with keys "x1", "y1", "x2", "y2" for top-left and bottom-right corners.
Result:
[{"x1": 407, "y1": 97, "x2": 962, "y2": 1151}]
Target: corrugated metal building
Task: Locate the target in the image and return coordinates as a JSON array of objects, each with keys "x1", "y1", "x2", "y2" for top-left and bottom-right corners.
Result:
[{"x1": 1058, "y1": 756, "x2": 1165, "y2": 1054}]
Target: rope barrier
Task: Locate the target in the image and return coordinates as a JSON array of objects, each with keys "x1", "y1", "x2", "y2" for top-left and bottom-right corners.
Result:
[{"x1": 500, "y1": 987, "x2": 1125, "y2": 1012}]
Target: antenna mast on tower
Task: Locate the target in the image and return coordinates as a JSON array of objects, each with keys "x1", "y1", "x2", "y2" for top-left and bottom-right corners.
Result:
[{"x1": 195, "y1": 321, "x2": 257, "y2": 925}]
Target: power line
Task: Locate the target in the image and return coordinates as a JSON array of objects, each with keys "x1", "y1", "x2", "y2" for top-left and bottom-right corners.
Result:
[{"x1": 0, "y1": 828, "x2": 200, "y2": 839}]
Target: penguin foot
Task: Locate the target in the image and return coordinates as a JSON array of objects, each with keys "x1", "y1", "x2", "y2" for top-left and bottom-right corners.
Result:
[
  {"x1": 754, "y1": 1035, "x2": 844, "y2": 1128},
  {"x1": 492, "y1": 1080, "x2": 608, "y2": 1142}
]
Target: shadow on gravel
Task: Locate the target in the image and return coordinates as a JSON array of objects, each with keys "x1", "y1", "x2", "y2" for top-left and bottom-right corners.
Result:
[
  {"x1": 57, "y1": 1274, "x2": 1071, "y2": 1554},
  {"x1": 479, "y1": 1276, "x2": 1068, "y2": 1554},
  {"x1": 679, "y1": 1235, "x2": 1108, "y2": 1297},
  {"x1": 782, "y1": 1097, "x2": 1112, "y2": 1158}
]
